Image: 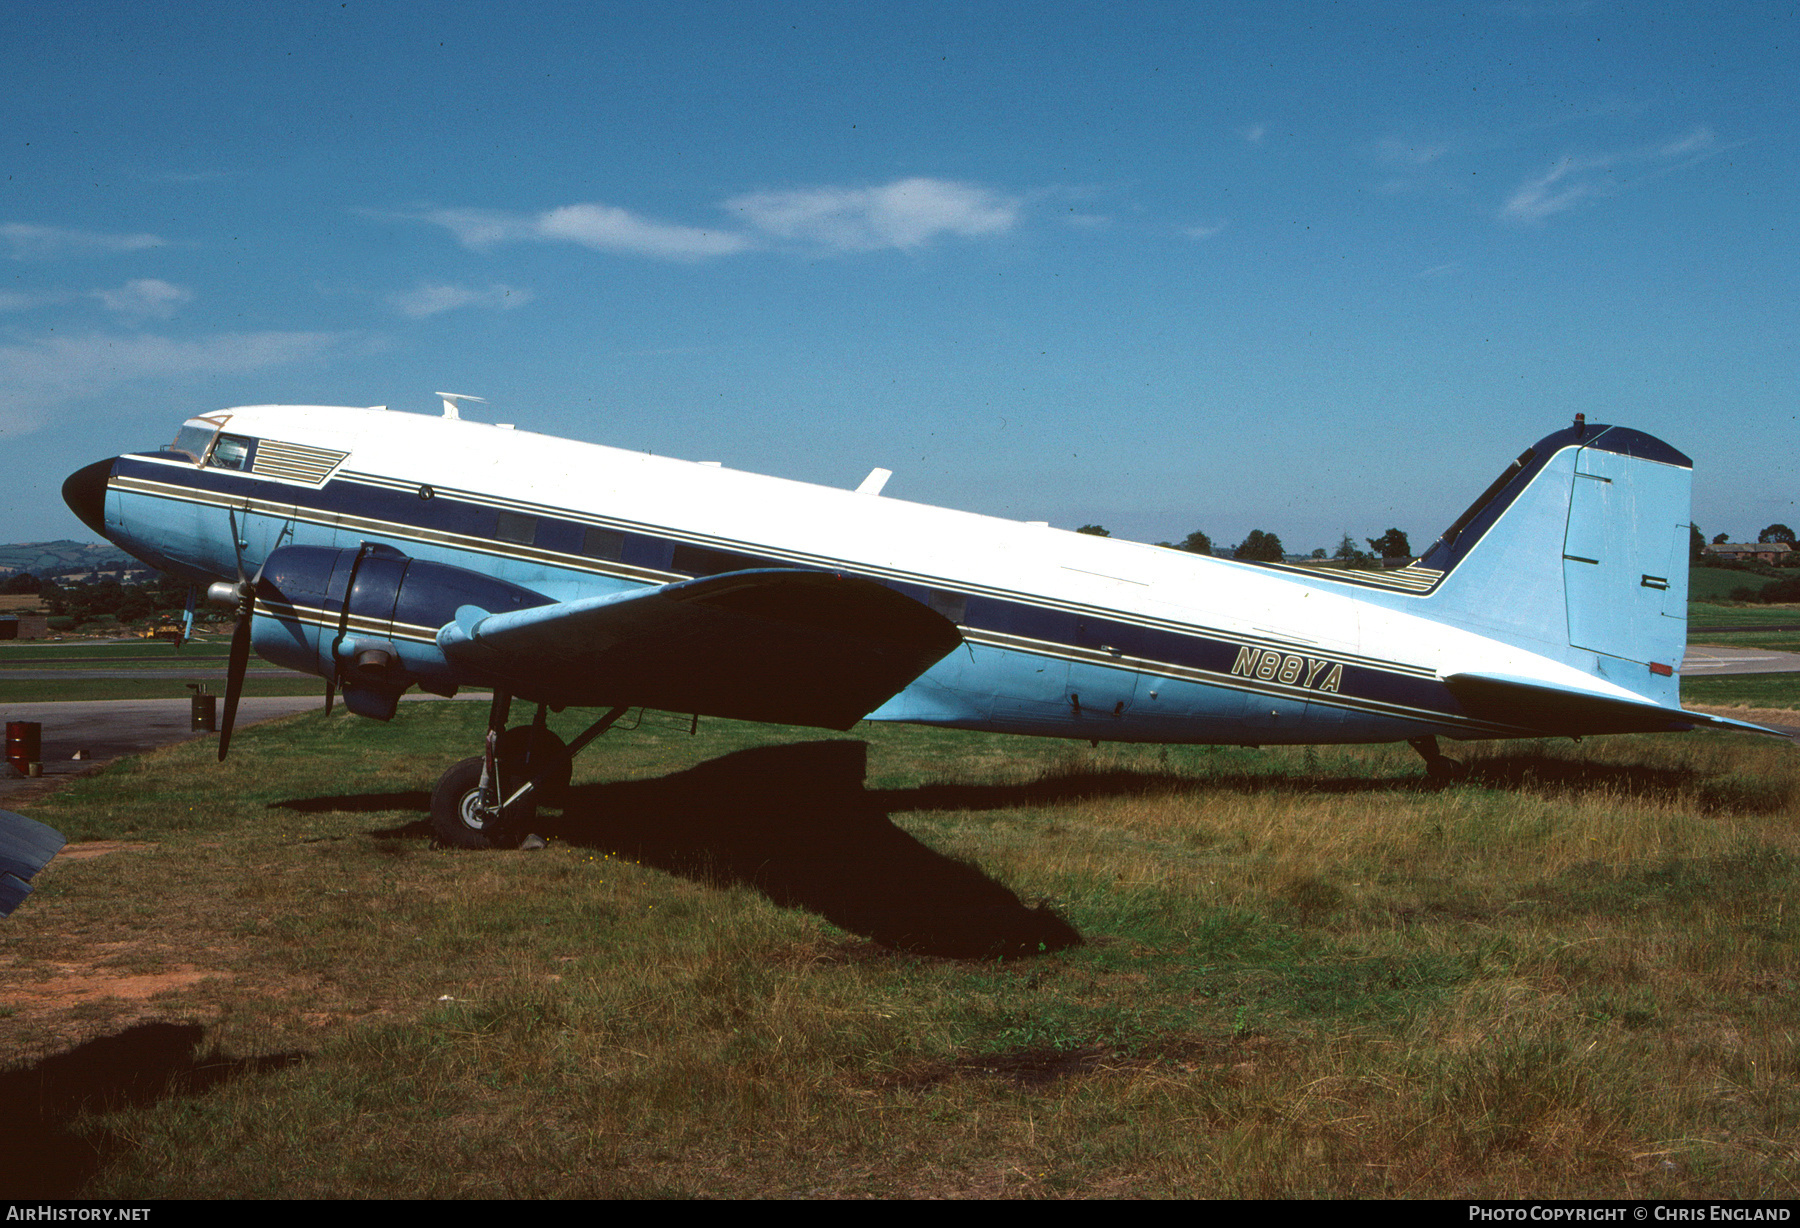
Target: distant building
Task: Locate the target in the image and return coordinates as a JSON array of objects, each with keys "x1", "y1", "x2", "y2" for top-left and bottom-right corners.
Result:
[
  {"x1": 0, "y1": 595, "x2": 48, "y2": 640},
  {"x1": 1706, "y1": 541, "x2": 1795, "y2": 565}
]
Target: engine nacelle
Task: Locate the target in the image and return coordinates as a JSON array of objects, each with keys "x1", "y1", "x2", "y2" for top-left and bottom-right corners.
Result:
[{"x1": 250, "y1": 543, "x2": 553, "y2": 719}]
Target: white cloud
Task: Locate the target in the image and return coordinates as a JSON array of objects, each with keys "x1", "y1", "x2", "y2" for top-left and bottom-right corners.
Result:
[
  {"x1": 0, "y1": 223, "x2": 165, "y2": 260},
  {"x1": 0, "y1": 329, "x2": 340, "y2": 434},
  {"x1": 1659, "y1": 125, "x2": 1717, "y2": 158},
  {"x1": 93, "y1": 278, "x2": 192, "y2": 319},
  {"x1": 416, "y1": 208, "x2": 535, "y2": 250},
  {"x1": 1500, "y1": 126, "x2": 1724, "y2": 223},
  {"x1": 419, "y1": 203, "x2": 751, "y2": 260},
  {"x1": 1182, "y1": 221, "x2": 1228, "y2": 240},
  {"x1": 416, "y1": 177, "x2": 1020, "y2": 260},
  {"x1": 1500, "y1": 156, "x2": 1610, "y2": 222},
  {"x1": 1241, "y1": 124, "x2": 1268, "y2": 144},
  {"x1": 0, "y1": 289, "x2": 51, "y2": 312},
  {"x1": 389, "y1": 282, "x2": 534, "y2": 318},
  {"x1": 724, "y1": 178, "x2": 1019, "y2": 252},
  {"x1": 537, "y1": 204, "x2": 753, "y2": 259}
]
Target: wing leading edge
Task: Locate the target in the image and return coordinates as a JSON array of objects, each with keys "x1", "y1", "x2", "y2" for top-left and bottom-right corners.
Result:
[
  {"x1": 0, "y1": 810, "x2": 66, "y2": 917},
  {"x1": 438, "y1": 568, "x2": 964, "y2": 730}
]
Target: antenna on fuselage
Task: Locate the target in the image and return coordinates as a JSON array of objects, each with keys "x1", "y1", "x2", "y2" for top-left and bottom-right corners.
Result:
[{"x1": 435, "y1": 392, "x2": 485, "y2": 420}]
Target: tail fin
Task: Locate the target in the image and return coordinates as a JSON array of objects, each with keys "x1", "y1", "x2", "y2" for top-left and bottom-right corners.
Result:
[{"x1": 1417, "y1": 421, "x2": 1692, "y2": 706}]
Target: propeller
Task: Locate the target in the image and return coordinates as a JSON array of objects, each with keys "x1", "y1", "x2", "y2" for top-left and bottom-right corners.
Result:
[
  {"x1": 177, "y1": 585, "x2": 196, "y2": 651},
  {"x1": 210, "y1": 509, "x2": 268, "y2": 762}
]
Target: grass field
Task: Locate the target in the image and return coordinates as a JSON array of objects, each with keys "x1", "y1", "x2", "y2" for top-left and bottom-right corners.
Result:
[
  {"x1": 1689, "y1": 568, "x2": 1761, "y2": 604},
  {"x1": 1689, "y1": 602, "x2": 1800, "y2": 631},
  {"x1": 1, "y1": 700, "x2": 1796, "y2": 1199}
]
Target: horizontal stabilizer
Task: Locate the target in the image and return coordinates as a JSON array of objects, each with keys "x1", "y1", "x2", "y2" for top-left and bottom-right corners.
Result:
[
  {"x1": 1443, "y1": 672, "x2": 1786, "y2": 738},
  {"x1": 0, "y1": 810, "x2": 67, "y2": 917},
  {"x1": 439, "y1": 569, "x2": 964, "y2": 730}
]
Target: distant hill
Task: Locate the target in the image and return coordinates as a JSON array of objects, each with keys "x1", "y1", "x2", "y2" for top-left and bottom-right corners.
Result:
[{"x1": 0, "y1": 539, "x2": 138, "y2": 577}]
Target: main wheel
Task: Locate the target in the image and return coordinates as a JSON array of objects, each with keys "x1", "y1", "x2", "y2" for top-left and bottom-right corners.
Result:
[
  {"x1": 430, "y1": 756, "x2": 538, "y2": 849},
  {"x1": 495, "y1": 726, "x2": 572, "y2": 804}
]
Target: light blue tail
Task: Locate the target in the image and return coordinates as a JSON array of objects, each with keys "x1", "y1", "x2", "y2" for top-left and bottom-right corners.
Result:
[{"x1": 1415, "y1": 422, "x2": 1692, "y2": 706}]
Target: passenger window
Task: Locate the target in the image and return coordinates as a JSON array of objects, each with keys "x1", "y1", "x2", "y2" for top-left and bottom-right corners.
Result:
[
  {"x1": 928, "y1": 591, "x2": 968, "y2": 624},
  {"x1": 208, "y1": 434, "x2": 255, "y2": 471},
  {"x1": 582, "y1": 527, "x2": 624, "y2": 561},
  {"x1": 495, "y1": 511, "x2": 538, "y2": 545}
]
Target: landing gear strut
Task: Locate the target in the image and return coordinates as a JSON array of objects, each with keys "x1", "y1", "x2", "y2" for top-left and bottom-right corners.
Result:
[
  {"x1": 1409, "y1": 735, "x2": 1467, "y2": 784},
  {"x1": 427, "y1": 695, "x2": 629, "y2": 849}
]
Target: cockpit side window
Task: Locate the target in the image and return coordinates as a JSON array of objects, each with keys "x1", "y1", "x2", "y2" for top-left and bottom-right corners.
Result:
[{"x1": 207, "y1": 434, "x2": 257, "y2": 472}]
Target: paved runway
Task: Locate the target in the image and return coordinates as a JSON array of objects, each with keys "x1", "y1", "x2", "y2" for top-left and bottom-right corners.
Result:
[
  {"x1": 0, "y1": 668, "x2": 293, "y2": 680},
  {"x1": 0, "y1": 693, "x2": 478, "y2": 804},
  {"x1": 1680, "y1": 645, "x2": 1800, "y2": 675}
]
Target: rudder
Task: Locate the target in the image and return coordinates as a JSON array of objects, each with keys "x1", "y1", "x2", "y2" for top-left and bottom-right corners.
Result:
[{"x1": 1417, "y1": 421, "x2": 1692, "y2": 705}]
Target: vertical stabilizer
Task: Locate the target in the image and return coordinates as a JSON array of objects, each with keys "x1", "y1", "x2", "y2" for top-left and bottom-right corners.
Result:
[{"x1": 1416, "y1": 423, "x2": 1692, "y2": 706}]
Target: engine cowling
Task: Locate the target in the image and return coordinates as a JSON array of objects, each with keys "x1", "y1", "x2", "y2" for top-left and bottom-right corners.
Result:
[{"x1": 250, "y1": 543, "x2": 553, "y2": 719}]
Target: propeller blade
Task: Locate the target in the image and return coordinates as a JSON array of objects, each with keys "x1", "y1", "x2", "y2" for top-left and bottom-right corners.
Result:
[
  {"x1": 178, "y1": 584, "x2": 196, "y2": 651},
  {"x1": 217, "y1": 592, "x2": 254, "y2": 762},
  {"x1": 323, "y1": 678, "x2": 335, "y2": 716}
]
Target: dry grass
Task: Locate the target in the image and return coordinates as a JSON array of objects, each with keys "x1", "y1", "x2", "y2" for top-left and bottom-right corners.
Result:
[{"x1": 0, "y1": 703, "x2": 1795, "y2": 1198}]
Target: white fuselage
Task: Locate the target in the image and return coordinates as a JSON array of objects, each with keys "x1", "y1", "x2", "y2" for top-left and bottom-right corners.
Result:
[{"x1": 96, "y1": 404, "x2": 1648, "y2": 745}]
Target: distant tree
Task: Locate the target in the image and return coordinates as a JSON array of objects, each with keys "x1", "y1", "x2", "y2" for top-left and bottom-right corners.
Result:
[
  {"x1": 1690, "y1": 525, "x2": 1706, "y2": 563},
  {"x1": 116, "y1": 590, "x2": 154, "y2": 624},
  {"x1": 1075, "y1": 524, "x2": 1110, "y2": 537},
  {"x1": 1713, "y1": 532, "x2": 1731, "y2": 545},
  {"x1": 1365, "y1": 528, "x2": 1412, "y2": 560},
  {"x1": 1759, "y1": 524, "x2": 1795, "y2": 544},
  {"x1": 1178, "y1": 530, "x2": 1213, "y2": 556},
  {"x1": 1233, "y1": 530, "x2": 1284, "y2": 562},
  {"x1": 1, "y1": 571, "x2": 40, "y2": 595},
  {"x1": 1334, "y1": 534, "x2": 1372, "y2": 568},
  {"x1": 1310, "y1": 548, "x2": 1326, "y2": 559}
]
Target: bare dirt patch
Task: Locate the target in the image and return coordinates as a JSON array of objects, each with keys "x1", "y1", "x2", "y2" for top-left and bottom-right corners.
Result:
[
  {"x1": 54, "y1": 841, "x2": 156, "y2": 861},
  {"x1": 4, "y1": 964, "x2": 224, "y2": 1006}
]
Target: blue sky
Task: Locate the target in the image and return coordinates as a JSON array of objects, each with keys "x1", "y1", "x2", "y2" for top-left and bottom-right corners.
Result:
[{"x1": 2, "y1": 1, "x2": 1793, "y2": 554}]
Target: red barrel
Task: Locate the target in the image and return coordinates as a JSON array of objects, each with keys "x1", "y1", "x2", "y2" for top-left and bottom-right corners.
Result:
[{"x1": 4, "y1": 721, "x2": 41, "y2": 776}]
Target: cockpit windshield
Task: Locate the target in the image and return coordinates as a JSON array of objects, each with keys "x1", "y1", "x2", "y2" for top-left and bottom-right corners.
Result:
[
  {"x1": 159, "y1": 416, "x2": 259, "y2": 471},
  {"x1": 165, "y1": 417, "x2": 224, "y2": 464}
]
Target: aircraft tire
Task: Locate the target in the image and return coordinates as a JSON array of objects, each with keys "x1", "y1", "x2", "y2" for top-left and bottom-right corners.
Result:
[
  {"x1": 495, "y1": 727, "x2": 572, "y2": 804},
  {"x1": 430, "y1": 756, "x2": 536, "y2": 850}
]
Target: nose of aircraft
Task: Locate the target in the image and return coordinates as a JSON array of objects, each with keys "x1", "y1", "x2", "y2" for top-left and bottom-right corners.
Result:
[{"x1": 62, "y1": 458, "x2": 116, "y2": 538}]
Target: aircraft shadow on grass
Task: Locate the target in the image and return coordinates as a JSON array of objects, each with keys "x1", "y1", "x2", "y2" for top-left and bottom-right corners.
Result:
[
  {"x1": 0, "y1": 1021, "x2": 304, "y2": 1198},
  {"x1": 280, "y1": 740, "x2": 1083, "y2": 960},
  {"x1": 270, "y1": 738, "x2": 1784, "y2": 959}
]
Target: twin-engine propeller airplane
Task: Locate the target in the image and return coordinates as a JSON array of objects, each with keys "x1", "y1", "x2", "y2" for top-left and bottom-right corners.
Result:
[{"x1": 62, "y1": 398, "x2": 1773, "y2": 848}]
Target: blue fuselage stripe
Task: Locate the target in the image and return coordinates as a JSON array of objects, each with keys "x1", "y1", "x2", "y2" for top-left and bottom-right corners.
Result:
[{"x1": 109, "y1": 453, "x2": 1506, "y2": 737}]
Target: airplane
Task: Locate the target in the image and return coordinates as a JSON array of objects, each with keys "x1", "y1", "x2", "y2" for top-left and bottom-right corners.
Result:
[{"x1": 60, "y1": 398, "x2": 1776, "y2": 849}]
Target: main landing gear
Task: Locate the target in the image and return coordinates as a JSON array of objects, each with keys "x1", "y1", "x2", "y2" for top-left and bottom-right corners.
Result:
[
  {"x1": 428, "y1": 693, "x2": 629, "y2": 849},
  {"x1": 1409, "y1": 735, "x2": 1468, "y2": 785}
]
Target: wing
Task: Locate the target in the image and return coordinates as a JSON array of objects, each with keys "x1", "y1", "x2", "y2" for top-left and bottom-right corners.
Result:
[
  {"x1": 1443, "y1": 672, "x2": 1787, "y2": 738},
  {"x1": 0, "y1": 810, "x2": 67, "y2": 917},
  {"x1": 438, "y1": 568, "x2": 964, "y2": 730}
]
